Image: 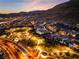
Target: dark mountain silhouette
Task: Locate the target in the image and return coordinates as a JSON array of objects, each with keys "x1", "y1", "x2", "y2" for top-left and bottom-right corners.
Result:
[
  {"x1": 46, "y1": 0, "x2": 79, "y2": 24},
  {"x1": 0, "y1": 0, "x2": 79, "y2": 24},
  {"x1": 0, "y1": 11, "x2": 45, "y2": 18}
]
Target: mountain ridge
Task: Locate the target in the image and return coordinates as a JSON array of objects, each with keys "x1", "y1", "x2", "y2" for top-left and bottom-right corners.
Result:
[{"x1": 0, "y1": 0, "x2": 79, "y2": 24}]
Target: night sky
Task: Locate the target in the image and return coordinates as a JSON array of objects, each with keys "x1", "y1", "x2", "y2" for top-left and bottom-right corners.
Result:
[{"x1": 0, "y1": 0, "x2": 69, "y2": 13}]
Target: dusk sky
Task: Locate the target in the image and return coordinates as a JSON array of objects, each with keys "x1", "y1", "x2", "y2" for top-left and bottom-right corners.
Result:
[{"x1": 0, "y1": 0, "x2": 69, "y2": 14}]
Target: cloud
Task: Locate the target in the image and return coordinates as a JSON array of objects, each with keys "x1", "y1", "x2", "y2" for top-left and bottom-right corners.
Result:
[
  {"x1": 0, "y1": 0, "x2": 69, "y2": 13},
  {"x1": 20, "y1": 0, "x2": 56, "y2": 12},
  {"x1": 0, "y1": 10, "x2": 17, "y2": 14},
  {"x1": 20, "y1": 0, "x2": 69, "y2": 12}
]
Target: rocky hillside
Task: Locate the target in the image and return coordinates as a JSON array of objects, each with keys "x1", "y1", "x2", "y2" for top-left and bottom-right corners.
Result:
[{"x1": 46, "y1": 0, "x2": 79, "y2": 24}]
